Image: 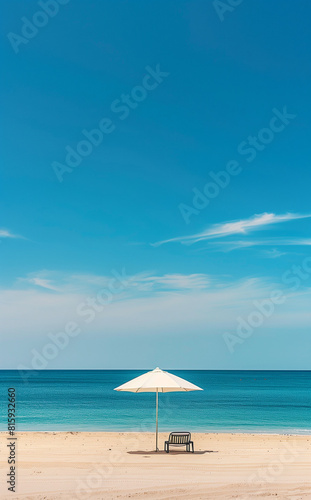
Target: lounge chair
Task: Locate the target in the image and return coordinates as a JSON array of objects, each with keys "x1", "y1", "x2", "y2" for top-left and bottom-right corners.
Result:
[{"x1": 164, "y1": 432, "x2": 194, "y2": 453}]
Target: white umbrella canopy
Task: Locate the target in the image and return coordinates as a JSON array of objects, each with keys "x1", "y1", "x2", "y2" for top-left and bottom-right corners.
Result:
[{"x1": 114, "y1": 367, "x2": 203, "y2": 451}]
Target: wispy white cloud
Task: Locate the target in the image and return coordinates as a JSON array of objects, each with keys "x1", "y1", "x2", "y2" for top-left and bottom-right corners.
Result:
[
  {"x1": 153, "y1": 212, "x2": 311, "y2": 247},
  {"x1": 130, "y1": 273, "x2": 211, "y2": 291},
  {"x1": 1, "y1": 270, "x2": 310, "y2": 369},
  {"x1": 0, "y1": 229, "x2": 22, "y2": 239},
  {"x1": 262, "y1": 248, "x2": 288, "y2": 259},
  {"x1": 213, "y1": 238, "x2": 311, "y2": 253},
  {"x1": 1, "y1": 274, "x2": 310, "y2": 341},
  {"x1": 17, "y1": 270, "x2": 211, "y2": 295},
  {"x1": 19, "y1": 271, "x2": 64, "y2": 292},
  {"x1": 27, "y1": 278, "x2": 61, "y2": 292}
]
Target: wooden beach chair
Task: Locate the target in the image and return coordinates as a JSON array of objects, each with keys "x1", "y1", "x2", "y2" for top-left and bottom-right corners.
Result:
[{"x1": 164, "y1": 432, "x2": 194, "y2": 453}]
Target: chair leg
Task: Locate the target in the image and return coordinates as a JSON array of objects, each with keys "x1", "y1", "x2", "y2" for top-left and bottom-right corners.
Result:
[{"x1": 192, "y1": 442, "x2": 194, "y2": 453}]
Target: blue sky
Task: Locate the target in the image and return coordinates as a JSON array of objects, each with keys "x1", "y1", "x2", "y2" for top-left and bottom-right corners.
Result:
[{"x1": 1, "y1": 0, "x2": 310, "y2": 369}]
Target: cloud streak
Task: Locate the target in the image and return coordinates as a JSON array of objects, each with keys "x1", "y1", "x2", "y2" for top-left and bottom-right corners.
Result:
[
  {"x1": 2, "y1": 269, "x2": 310, "y2": 368},
  {"x1": 17, "y1": 270, "x2": 211, "y2": 295},
  {"x1": 27, "y1": 278, "x2": 61, "y2": 292},
  {"x1": 0, "y1": 229, "x2": 22, "y2": 239},
  {"x1": 152, "y1": 212, "x2": 311, "y2": 247},
  {"x1": 212, "y1": 238, "x2": 311, "y2": 253},
  {"x1": 1, "y1": 274, "x2": 310, "y2": 342}
]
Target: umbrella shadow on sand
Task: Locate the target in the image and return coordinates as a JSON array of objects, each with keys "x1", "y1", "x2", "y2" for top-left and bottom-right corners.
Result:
[{"x1": 127, "y1": 450, "x2": 218, "y2": 455}]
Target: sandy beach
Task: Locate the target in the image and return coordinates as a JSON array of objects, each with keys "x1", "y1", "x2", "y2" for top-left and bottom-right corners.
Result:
[{"x1": 1, "y1": 432, "x2": 311, "y2": 499}]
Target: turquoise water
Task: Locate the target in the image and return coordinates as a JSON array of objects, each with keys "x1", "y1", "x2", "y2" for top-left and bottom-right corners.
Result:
[{"x1": 0, "y1": 370, "x2": 310, "y2": 433}]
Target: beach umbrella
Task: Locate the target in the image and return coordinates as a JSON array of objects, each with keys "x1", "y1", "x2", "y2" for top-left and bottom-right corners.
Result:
[{"x1": 114, "y1": 367, "x2": 203, "y2": 451}]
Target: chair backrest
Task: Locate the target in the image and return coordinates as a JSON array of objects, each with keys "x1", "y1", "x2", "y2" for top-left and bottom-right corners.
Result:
[{"x1": 169, "y1": 432, "x2": 191, "y2": 444}]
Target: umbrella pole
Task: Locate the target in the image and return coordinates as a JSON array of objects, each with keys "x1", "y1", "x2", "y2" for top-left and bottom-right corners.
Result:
[{"x1": 156, "y1": 389, "x2": 159, "y2": 451}]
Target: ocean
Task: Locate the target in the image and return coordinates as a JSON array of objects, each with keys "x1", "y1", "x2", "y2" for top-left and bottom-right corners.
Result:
[{"x1": 0, "y1": 370, "x2": 310, "y2": 433}]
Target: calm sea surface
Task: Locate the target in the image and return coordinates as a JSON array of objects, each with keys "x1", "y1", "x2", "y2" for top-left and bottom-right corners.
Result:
[{"x1": 0, "y1": 370, "x2": 310, "y2": 433}]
